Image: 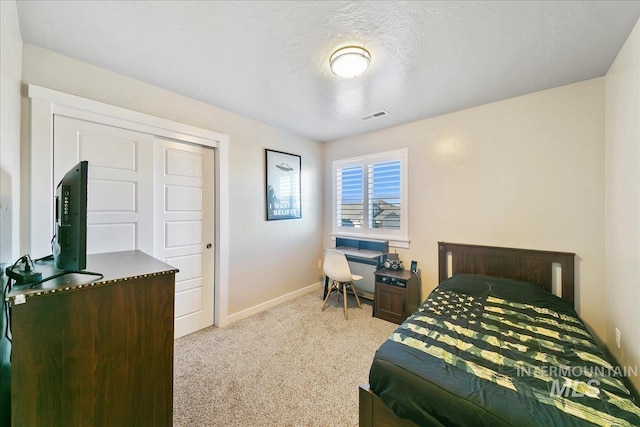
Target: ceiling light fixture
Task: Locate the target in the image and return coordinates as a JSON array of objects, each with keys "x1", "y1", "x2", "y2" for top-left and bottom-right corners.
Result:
[{"x1": 329, "y1": 46, "x2": 371, "y2": 78}]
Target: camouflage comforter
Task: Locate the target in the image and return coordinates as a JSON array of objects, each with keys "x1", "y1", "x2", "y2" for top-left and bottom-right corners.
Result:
[{"x1": 369, "y1": 273, "x2": 640, "y2": 427}]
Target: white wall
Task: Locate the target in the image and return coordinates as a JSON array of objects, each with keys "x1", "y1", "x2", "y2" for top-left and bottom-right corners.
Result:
[
  {"x1": 0, "y1": 1, "x2": 22, "y2": 422},
  {"x1": 605, "y1": 18, "x2": 640, "y2": 393},
  {"x1": 324, "y1": 79, "x2": 607, "y2": 341},
  {"x1": 1, "y1": 0, "x2": 22, "y2": 266},
  {"x1": 20, "y1": 44, "x2": 324, "y2": 317}
]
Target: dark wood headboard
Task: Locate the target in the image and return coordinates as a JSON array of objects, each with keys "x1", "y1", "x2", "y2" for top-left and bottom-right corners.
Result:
[{"x1": 438, "y1": 242, "x2": 576, "y2": 306}]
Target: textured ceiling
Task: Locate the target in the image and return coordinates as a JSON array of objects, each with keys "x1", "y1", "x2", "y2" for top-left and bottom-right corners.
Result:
[{"x1": 15, "y1": 1, "x2": 640, "y2": 142}]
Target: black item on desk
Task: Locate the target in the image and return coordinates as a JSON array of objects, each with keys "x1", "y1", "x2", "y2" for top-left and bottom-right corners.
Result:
[{"x1": 384, "y1": 253, "x2": 403, "y2": 270}]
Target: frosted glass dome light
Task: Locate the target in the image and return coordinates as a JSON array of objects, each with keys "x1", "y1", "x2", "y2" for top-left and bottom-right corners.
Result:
[{"x1": 330, "y1": 46, "x2": 371, "y2": 78}]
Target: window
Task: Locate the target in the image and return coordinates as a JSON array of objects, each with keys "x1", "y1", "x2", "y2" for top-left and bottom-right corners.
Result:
[{"x1": 332, "y1": 149, "x2": 408, "y2": 244}]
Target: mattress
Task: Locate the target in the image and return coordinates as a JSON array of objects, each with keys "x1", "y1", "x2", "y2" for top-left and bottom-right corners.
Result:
[{"x1": 369, "y1": 273, "x2": 640, "y2": 427}]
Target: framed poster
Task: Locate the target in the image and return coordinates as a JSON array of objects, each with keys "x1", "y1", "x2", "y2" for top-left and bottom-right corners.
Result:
[{"x1": 265, "y1": 149, "x2": 302, "y2": 220}]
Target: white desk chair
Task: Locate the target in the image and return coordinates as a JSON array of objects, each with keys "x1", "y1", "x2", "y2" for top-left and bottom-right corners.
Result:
[{"x1": 321, "y1": 249, "x2": 363, "y2": 319}]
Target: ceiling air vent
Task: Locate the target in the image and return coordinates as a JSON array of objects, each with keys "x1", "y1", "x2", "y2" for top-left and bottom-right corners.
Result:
[{"x1": 360, "y1": 110, "x2": 388, "y2": 121}]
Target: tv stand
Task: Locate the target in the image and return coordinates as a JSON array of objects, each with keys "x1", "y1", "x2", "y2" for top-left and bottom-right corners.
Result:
[{"x1": 6, "y1": 250, "x2": 177, "y2": 426}]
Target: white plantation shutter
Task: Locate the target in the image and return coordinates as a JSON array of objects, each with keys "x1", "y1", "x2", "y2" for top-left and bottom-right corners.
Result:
[
  {"x1": 332, "y1": 149, "x2": 407, "y2": 242},
  {"x1": 336, "y1": 164, "x2": 363, "y2": 228},
  {"x1": 368, "y1": 160, "x2": 401, "y2": 230}
]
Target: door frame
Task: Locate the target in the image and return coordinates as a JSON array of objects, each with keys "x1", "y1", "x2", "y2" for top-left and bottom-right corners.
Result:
[{"x1": 24, "y1": 84, "x2": 231, "y2": 328}]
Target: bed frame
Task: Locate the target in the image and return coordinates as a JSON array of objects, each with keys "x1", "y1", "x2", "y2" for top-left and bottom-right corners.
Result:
[{"x1": 359, "y1": 242, "x2": 576, "y2": 427}]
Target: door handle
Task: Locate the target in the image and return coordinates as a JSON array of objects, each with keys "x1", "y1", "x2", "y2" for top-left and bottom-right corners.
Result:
[{"x1": 206, "y1": 243, "x2": 212, "y2": 249}]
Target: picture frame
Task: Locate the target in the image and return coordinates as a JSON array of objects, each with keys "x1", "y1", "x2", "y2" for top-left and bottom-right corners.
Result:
[{"x1": 265, "y1": 149, "x2": 302, "y2": 220}]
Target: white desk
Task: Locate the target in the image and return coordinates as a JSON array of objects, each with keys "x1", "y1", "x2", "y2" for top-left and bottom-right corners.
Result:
[{"x1": 325, "y1": 238, "x2": 388, "y2": 300}]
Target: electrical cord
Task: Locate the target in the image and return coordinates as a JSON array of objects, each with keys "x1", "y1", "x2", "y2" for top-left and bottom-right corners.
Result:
[
  {"x1": 8, "y1": 254, "x2": 32, "y2": 273},
  {"x1": 3, "y1": 276, "x2": 13, "y2": 343},
  {"x1": 34, "y1": 254, "x2": 53, "y2": 263},
  {"x1": 3, "y1": 253, "x2": 105, "y2": 345},
  {"x1": 3, "y1": 254, "x2": 31, "y2": 343},
  {"x1": 7, "y1": 253, "x2": 102, "y2": 287},
  {"x1": 26, "y1": 270, "x2": 104, "y2": 288}
]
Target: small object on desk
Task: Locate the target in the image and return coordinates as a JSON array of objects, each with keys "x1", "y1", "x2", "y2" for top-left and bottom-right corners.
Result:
[
  {"x1": 373, "y1": 268, "x2": 420, "y2": 324},
  {"x1": 383, "y1": 253, "x2": 403, "y2": 270},
  {"x1": 5, "y1": 255, "x2": 43, "y2": 285}
]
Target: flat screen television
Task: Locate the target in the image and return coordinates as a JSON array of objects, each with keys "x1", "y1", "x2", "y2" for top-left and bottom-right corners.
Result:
[{"x1": 52, "y1": 161, "x2": 88, "y2": 271}]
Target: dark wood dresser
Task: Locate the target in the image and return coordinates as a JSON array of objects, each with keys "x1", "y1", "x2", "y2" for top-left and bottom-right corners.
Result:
[{"x1": 6, "y1": 250, "x2": 177, "y2": 427}]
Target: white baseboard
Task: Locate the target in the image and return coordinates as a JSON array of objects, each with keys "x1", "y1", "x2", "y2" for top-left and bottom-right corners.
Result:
[{"x1": 226, "y1": 281, "x2": 322, "y2": 325}]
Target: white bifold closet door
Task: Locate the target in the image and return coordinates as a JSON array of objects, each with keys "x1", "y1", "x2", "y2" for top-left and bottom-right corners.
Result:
[{"x1": 53, "y1": 115, "x2": 214, "y2": 338}]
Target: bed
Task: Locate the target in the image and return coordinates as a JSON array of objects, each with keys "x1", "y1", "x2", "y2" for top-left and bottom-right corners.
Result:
[{"x1": 359, "y1": 242, "x2": 640, "y2": 427}]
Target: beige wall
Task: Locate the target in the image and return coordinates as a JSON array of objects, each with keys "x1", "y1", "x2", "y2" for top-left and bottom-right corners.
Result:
[
  {"x1": 0, "y1": 0, "x2": 23, "y2": 422},
  {"x1": 324, "y1": 79, "x2": 607, "y2": 341},
  {"x1": 1, "y1": 0, "x2": 22, "y2": 266},
  {"x1": 605, "y1": 18, "x2": 640, "y2": 393},
  {"x1": 20, "y1": 44, "x2": 324, "y2": 316}
]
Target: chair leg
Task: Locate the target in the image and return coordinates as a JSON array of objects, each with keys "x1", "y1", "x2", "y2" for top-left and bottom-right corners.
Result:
[
  {"x1": 322, "y1": 281, "x2": 335, "y2": 311},
  {"x1": 350, "y1": 283, "x2": 363, "y2": 309},
  {"x1": 342, "y1": 282, "x2": 348, "y2": 319}
]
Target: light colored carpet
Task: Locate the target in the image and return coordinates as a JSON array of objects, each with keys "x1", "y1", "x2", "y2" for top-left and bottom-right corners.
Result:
[{"x1": 173, "y1": 290, "x2": 398, "y2": 426}]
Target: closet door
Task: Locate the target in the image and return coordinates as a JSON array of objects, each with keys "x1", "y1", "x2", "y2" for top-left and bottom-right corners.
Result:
[
  {"x1": 154, "y1": 138, "x2": 215, "y2": 338},
  {"x1": 54, "y1": 116, "x2": 216, "y2": 338},
  {"x1": 53, "y1": 115, "x2": 155, "y2": 255}
]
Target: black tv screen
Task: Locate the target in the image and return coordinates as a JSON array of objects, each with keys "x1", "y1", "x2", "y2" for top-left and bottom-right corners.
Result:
[{"x1": 53, "y1": 161, "x2": 88, "y2": 271}]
